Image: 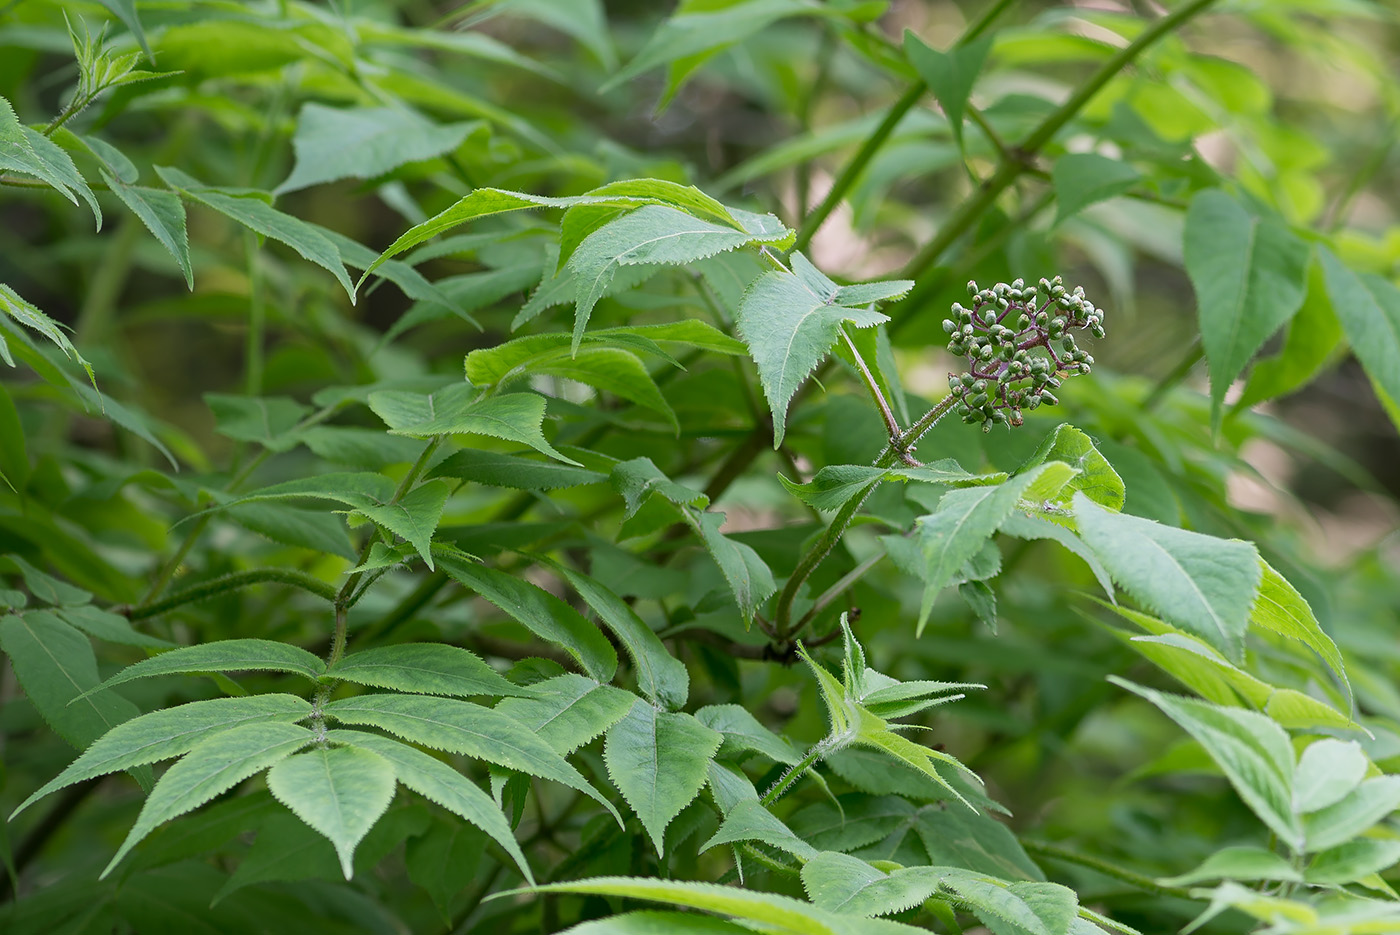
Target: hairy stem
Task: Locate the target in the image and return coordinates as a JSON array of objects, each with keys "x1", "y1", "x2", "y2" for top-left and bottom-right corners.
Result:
[
  {"x1": 128, "y1": 568, "x2": 338, "y2": 620},
  {"x1": 842, "y1": 327, "x2": 902, "y2": 442},
  {"x1": 760, "y1": 738, "x2": 832, "y2": 807},
  {"x1": 1020, "y1": 839, "x2": 1195, "y2": 900}
]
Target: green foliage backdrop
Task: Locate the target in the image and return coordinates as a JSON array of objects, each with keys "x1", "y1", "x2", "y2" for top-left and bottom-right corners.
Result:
[{"x1": 3, "y1": 1, "x2": 1400, "y2": 933}]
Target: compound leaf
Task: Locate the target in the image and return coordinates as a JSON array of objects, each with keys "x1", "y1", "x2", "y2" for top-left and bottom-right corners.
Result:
[
  {"x1": 327, "y1": 643, "x2": 530, "y2": 699},
  {"x1": 266, "y1": 745, "x2": 397, "y2": 879}
]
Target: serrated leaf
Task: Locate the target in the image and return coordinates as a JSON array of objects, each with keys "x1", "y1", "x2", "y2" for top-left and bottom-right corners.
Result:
[
  {"x1": 789, "y1": 794, "x2": 916, "y2": 854},
  {"x1": 358, "y1": 479, "x2": 450, "y2": 569},
  {"x1": 1052, "y1": 153, "x2": 1141, "y2": 223},
  {"x1": 436, "y1": 552, "x2": 617, "y2": 682},
  {"x1": 82, "y1": 638, "x2": 326, "y2": 697},
  {"x1": 915, "y1": 463, "x2": 1076, "y2": 630},
  {"x1": 1112, "y1": 677, "x2": 1300, "y2": 850},
  {"x1": 1158, "y1": 846, "x2": 1302, "y2": 886},
  {"x1": 0, "y1": 96, "x2": 100, "y2": 226},
  {"x1": 54, "y1": 605, "x2": 174, "y2": 649},
  {"x1": 702, "y1": 799, "x2": 816, "y2": 860},
  {"x1": 905, "y1": 31, "x2": 992, "y2": 152},
  {"x1": 266, "y1": 745, "x2": 397, "y2": 879},
  {"x1": 937, "y1": 874, "x2": 1078, "y2": 935},
  {"x1": 1018, "y1": 424, "x2": 1125, "y2": 515},
  {"x1": 781, "y1": 460, "x2": 1003, "y2": 513},
  {"x1": 0, "y1": 612, "x2": 143, "y2": 754},
  {"x1": 998, "y1": 512, "x2": 1114, "y2": 597},
  {"x1": 1306, "y1": 838, "x2": 1400, "y2": 885},
  {"x1": 532, "y1": 346, "x2": 679, "y2": 429},
  {"x1": 275, "y1": 104, "x2": 476, "y2": 195},
  {"x1": 695, "y1": 511, "x2": 777, "y2": 626},
  {"x1": 12, "y1": 694, "x2": 311, "y2": 818},
  {"x1": 567, "y1": 205, "x2": 777, "y2": 350},
  {"x1": 604, "y1": 700, "x2": 722, "y2": 854},
  {"x1": 494, "y1": 673, "x2": 635, "y2": 755},
  {"x1": 328, "y1": 729, "x2": 532, "y2": 882},
  {"x1": 559, "y1": 567, "x2": 689, "y2": 709},
  {"x1": 913, "y1": 806, "x2": 1045, "y2": 882},
  {"x1": 611, "y1": 456, "x2": 708, "y2": 518},
  {"x1": 1318, "y1": 246, "x2": 1400, "y2": 434},
  {"x1": 103, "y1": 722, "x2": 314, "y2": 877},
  {"x1": 736, "y1": 252, "x2": 891, "y2": 446},
  {"x1": 1184, "y1": 190, "x2": 1309, "y2": 423},
  {"x1": 155, "y1": 166, "x2": 356, "y2": 301},
  {"x1": 1294, "y1": 739, "x2": 1369, "y2": 815},
  {"x1": 103, "y1": 172, "x2": 193, "y2": 288},
  {"x1": 695, "y1": 704, "x2": 800, "y2": 765},
  {"x1": 1075, "y1": 494, "x2": 1261, "y2": 662},
  {"x1": 0, "y1": 283, "x2": 96, "y2": 390},
  {"x1": 802, "y1": 851, "x2": 942, "y2": 917},
  {"x1": 227, "y1": 502, "x2": 355, "y2": 558},
  {"x1": 430, "y1": 449, "x2": 605, "y2": 490},
  {"x1": 327, "y1": 643, "x2": 530, "y2": 699},
  {"x1": 379, "y1": 388, "x2": 578, "y2": 465},
  {"x1": 323, "y1": 693, "x2": 619, "y2": 821},
  {"x1": 1302, "y1": 777, "x2": 1400, "y2": 852},
  {"x1": 559, "y1": 911, "x2": 758, "y2": 934}
]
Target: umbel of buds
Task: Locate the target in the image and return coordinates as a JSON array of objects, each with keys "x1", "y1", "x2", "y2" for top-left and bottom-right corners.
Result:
[{"x1": 941, "y1": 276, "x2": 1105, "y2": 432}]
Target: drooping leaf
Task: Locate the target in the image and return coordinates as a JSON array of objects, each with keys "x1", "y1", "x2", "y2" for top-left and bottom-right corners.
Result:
[
  {"x1": 1052, "y1": 153, "x2": 1142, "y2": 223},
  {"x1": 275, "y1": 104, "x2": 477, "y2": 195},
  {"x1": 493, "y1": 673, "x2": 635, "y2": 755},
  {"x1": 103, "y1": 722, "x2": 315, "y2": 876},
  {"x1": 265, "y1": 745, "x2": 397, "y2": 879},
  {"x1": 1317, "y1": 245, "x2": 1400, "y2": 434},
  {"x1": 1158, "y1": 845, "x2": 1302, "y2": 886},
  {"x1": 328, "y1": 729, "x2": 533, "y2": 882},
  {"x1": 12, "y1": 694, "x2": 312, "y2": 818},
  {"x1": 429, "y1": 449, "x2": 605, "y2": 490},
  {"x1": 436, "y1": 552, "x2": 618, "y2": 682},
  {"x1": 1018, "y1": 424, "x2": 1125, "y2": 515},
  {"x1": 1112, "y1": 678, "x2": 1301, "y2": 850},
  {"x1": 936, "y1": 873, "x2": 1079, "y2": 935},
  {"x1": 603, "y1": 700, "x2": 722, "y2": 853},
  {"x1": 1306, "y1": 839, "x2": 1400, "y2": 886},
  {"x1": 102, "y1": 172, "x2": 194, "y2": 288},
  {"x1": 558, "y1": 567, "x2": 689, "y2": 710},
  {"x1": 1075, "y1": 494, "x2": 1262, "y2": 662},
  {"x1": 1248, "y1": 560, "x2": 1349, "y2": 696},
  {"x1": 904, "y1": 32, "x2": 993, "y2": 151},
  {"x1": 155, "y1": 166, "x2": 356, "y2": 301},
  {"x1": 93, "y1": 0, "x2": 152, "y2": 58},
  {"x1": 736, "y1": 252, "x2": 892, "y2": 446},
  {"x1": 83, "y1": 638, "x2": 327, "y2": 696},
  {"x1": 802, "y1": 851, "x2": 942, "y2": 917},
  {"x1": 0, "y1": 612, "x2": 143, "y2": 753},
  {"x1": 376, "y1": 387, "x2": 578, "y2": 465},
  {"x1": 0, "y1": 95, "x2": 101, "y2": 226},
  {"x1": 1236, "y1": 259, "x2": 1343, "y2": 409},
  {"x1": 327, "y1": 644, "x2": 531, "y2": 699},
  {"x1": 702, "y1": 799, "x2": 816, "y2": 860},
  {"x1": 323, "y1": 693, "x2": 620, "y2": 821},
  {"x1": 0, "y1": 283, "x2": 96, "y2": 389},
  {"x1": 1183, "y1": 190, "x2": 1310, "y2": 422}
]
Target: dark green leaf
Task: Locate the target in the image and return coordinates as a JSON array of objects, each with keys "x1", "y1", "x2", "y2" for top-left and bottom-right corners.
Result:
[{"x1": 327, "y1": 643, "x2": 531, "y2": 699}]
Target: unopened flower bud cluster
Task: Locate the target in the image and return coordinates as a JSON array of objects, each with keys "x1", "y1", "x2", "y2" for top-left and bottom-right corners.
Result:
[{"x1": 940, "y1": 277, "x2": 1105, "y2": 431}]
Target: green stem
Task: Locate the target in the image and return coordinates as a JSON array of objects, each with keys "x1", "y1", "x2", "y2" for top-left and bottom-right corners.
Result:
[
  {"x1": 760, "y1": 738, "x2": 832, "y2": 806},
  {"x1": 842, "y1": 327, "x2": 901, "y2": 441},
  {"x1": 790, "y1": 548, "x2": 886, "y2": 639},
  {"x1": 129, "y1": 568, "x2": 338, "y2": 620},
  {"x1": 1020, "y1": 839, "x2": 1195, "y2": 900},
  {"x1": 1142, "y1": 338, "x2": 1203, "y2": 414},
  {"x1": 244, "y1": 230, "x2": 265, "y2": 397},
  {"x1": 74, "y1": 220, "x2": 138, "y2": 346}
]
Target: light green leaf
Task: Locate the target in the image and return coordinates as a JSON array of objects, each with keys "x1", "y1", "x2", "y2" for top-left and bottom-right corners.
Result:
[
  {"x1": 324, "y1": 693, "x2": 620, "y2": 822},
  {"x1": 1158, "y1": 845, "x2": 1302, "y2": 886},
  {"x1": 103, "y1": 722, "x2": 314, "y2": 876},
  {"x1": 915, "y1": 463, "x2": 1076, "y2": 629},
  {"x1": 695, "y1": 511, "x2": 777, "y2": 626},
  {"x1": 0, "y1": 613, "x2": 143, "y2": 754},
  {"x1": 1019, "y1": 424, "x2": 1125, "y2": 515},
  {"x1": 103, "y1": 172, "x2": 193, "y2": 288},
  {"x1": 567, "y1": 205, "x2": 776, "y2": 350},
  {"x1": 937, "y1": 874, "x2": 1079, "y2": 935},
  {"x1": 12, "y1": 694, "x2": 311, "y2": 819},
  {"x1": 1112, "y1": 677, "x2": 1301, "y2": 850},
  {"x1": 781, "y1": 460, "x2": 1003, "y2": 513},
  {"x1": 0, "y1": 283, "x2": 96, "y2": 390},
  {"x1": 1075, "y1": 494, "x2": 1261, "y2": 662},
  {"x1": 205, "y1": 394, "x2": 309, "y2": 452},
  {"x1": 82, "y1": 638, "x2": 326, "y2": 697},
  {"x1": 1302, "y1": 777, "x2": 1400, "y2": 852},
  {"x1": 604, "y1": 700, "x2": 722, "y2": 854},
  {"x1": 1318, "y1": 245, "x2": 1400, "y2": 433},
  {"x1": 1294, "y1": 739, "x2": 1369, "y2": 815},
  {"x1": 377, "y1": 387, "x2": 578, "y2": 465},
  {"x1": 154, "y1": 166, "x2": 356, "y2": 301},
  {"x1": 0, "y1": 96, "x2": 100, "y2": 226},
  {"x1": 1250, "y1": 560, "x2": 1349, "y2": 694},
  {"x1": 329, "y1": 729, "x2": 532, "y2": 882},
  {"x1": 93, "y1": 0, "x2": 152, "y2": 58},
  {"x1": 1306, "y1": 838, "x2": 1400, "y2": 885},
  {"x1": 493, "y1": 673, "x2": 635, "y2": 755},
  {"x1": 703, "y1": 799, "x2": 816, "y2": 860},
  {"x1": 999, "y1": 512, "x2": 1114, "y2": 597},
  {"x1": 904, "y1": 31, "x2": 992, "y2": 151},
  {"x1": 275, "y1": 104, "x2": 476, "y2": 195},
  {"x1": 327, "y1": 644, "x2": 530, "y2": 699},
  {"x1": 436, "y1": 552, "x2": 618, "y2": 682},
  {"x1": 557, "y1": 912, "x2": 758, "y2": 934},
  {"x1": 54, "y1": 605, "x2": 174, "y2": 649},
  {"x1": 802, "y1": 851, "x2": 941, "y2": 917},
  {"x1": 1183, "y1": 190, "x2": 1309, "y2": 423},
  {"x1": 530, "y1": 346, "x2": 678, "y2": 430},
  {"x1": 695, "y1": 704, "x2": 800, "y2": 765},
  {"x1": 356, "y1": 479, "x2": 449, "y2": 570},
  {"x1": 736, "y1": 252, "x2": 891, "y2": 446},
  {"x1": 265, "y1": 745, "x2": 396, "y2": 879},
  {"x1": 559, "y1": 567, "x2": 689, "y2": 710},
  {"x1": 429, "y1": 449, "x2": 605, "y2": 490},
  {"x1": 1236, "y1": 259, "x2": 1342, "y2": 409},
  {"x1": 1052, "y1": 154, "x2": 1141, "y2": 223}
]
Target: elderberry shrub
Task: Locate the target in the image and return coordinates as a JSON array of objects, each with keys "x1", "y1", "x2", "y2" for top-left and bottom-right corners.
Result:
[{"x1": 941, "y1": 276, "x2": 1105, "y2": 431}]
